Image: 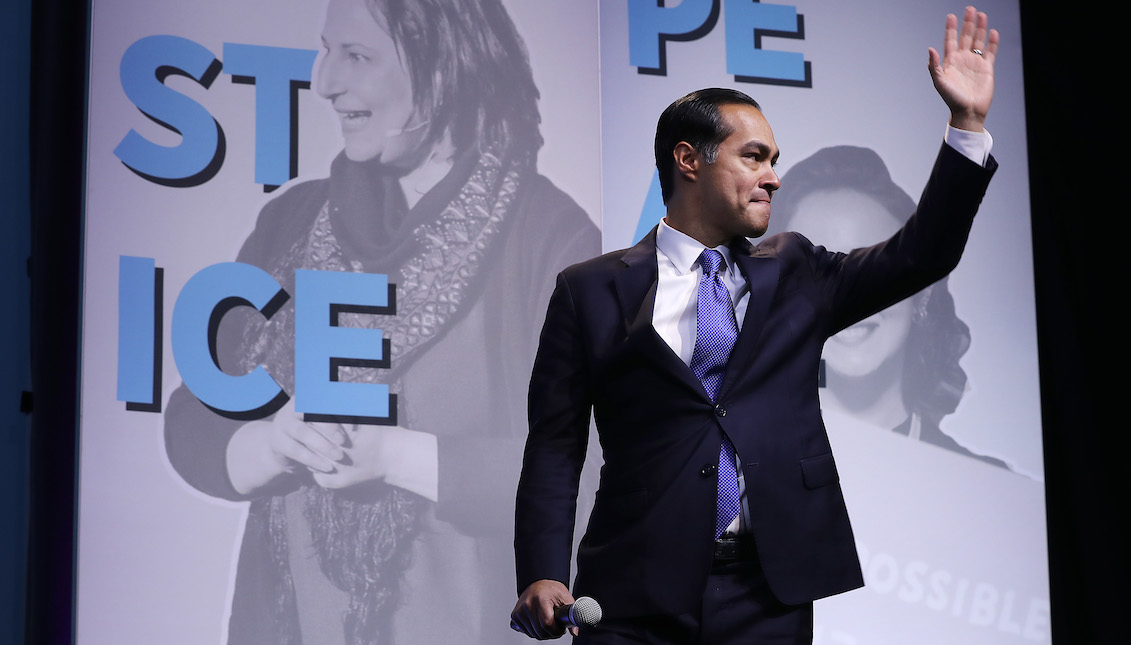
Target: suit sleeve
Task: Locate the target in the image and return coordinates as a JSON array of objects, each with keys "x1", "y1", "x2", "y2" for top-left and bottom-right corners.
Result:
[
  {"x1": 514, "y1": 270, "x2": 593, "y2": 594},
  {"x1": 816, "y1": 142, "x2": 997, "y2": 334}
]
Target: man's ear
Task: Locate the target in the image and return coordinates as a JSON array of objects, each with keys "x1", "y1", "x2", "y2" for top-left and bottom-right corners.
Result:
[{"x1": 673, "y1": 142, "x2": 699, "y2": 183}]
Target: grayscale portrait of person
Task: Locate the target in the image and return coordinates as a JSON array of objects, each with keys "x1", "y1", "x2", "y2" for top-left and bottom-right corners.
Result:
[
  {"x1": 162, "y1": 0, "x2": 599, "y2": 643},
  {"x1": 767, "y1": 145, "x2": 1008, "y2": 470}
]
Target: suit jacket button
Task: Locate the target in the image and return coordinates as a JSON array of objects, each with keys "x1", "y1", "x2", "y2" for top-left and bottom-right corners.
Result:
[
  {"x1": 700, "y1": 464, "x2": 718, "y2": 477},
  {"x1": 714, "y1": 404, "x2": 726, "y2": 417}
]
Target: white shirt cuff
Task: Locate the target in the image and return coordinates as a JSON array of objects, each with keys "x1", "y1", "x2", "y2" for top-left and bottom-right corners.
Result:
[{"x1": 944, "y1": 125, "x2": 993, "y2": 167}]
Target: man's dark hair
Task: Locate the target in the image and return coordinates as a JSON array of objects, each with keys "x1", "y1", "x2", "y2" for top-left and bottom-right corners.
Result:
[{"x1": 654, "y1": 88, "x2": 761, "y2": 204}]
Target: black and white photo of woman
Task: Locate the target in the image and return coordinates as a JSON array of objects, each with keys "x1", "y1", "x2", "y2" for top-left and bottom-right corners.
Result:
[{"x1": 163, "y1": 1, "x2": 599, "y2": 643}]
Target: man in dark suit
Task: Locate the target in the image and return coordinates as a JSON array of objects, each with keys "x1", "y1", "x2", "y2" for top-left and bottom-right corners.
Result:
[{"x1": 512, "y1": 7, "x2": 999, "y2": 643}]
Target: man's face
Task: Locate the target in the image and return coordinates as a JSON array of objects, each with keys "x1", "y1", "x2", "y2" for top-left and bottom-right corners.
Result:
[{"x1": 695, "y1": 104, "x2": 781, "y2": 241}]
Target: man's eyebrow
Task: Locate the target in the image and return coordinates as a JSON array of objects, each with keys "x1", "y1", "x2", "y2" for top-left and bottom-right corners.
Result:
[{"x1": 742, "y1": 140, "x2": 780, "y2": 163}]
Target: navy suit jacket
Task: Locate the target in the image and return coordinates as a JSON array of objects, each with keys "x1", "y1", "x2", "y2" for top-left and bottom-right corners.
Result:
[{"x1": 515, "y1": 143, "x2": 996, "y2": 619}]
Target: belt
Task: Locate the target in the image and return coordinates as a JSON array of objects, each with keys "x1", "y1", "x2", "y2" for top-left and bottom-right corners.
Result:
[{"x1": 713, "y1": 535, "x2": 756, "y2": 562}]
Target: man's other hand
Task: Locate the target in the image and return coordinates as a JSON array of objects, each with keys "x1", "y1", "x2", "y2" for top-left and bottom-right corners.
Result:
[{"x1": 510, "y1": 579, "x2": 577, "y2": 639}]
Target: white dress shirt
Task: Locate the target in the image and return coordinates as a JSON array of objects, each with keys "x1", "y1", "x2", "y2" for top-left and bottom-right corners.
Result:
[{"x1": 652, "y1": 127, "x2": 993, "y2": 536}]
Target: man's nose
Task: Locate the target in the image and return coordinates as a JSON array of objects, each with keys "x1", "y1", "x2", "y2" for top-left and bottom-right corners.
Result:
[{"x1": 763, "y1": 167, "x2": 781, "y2": 192}]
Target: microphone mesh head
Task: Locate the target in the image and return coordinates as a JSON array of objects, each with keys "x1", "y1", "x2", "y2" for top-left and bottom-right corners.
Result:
[{"x1": 570, "y1": 596, "x2": 603, "y2": 627}]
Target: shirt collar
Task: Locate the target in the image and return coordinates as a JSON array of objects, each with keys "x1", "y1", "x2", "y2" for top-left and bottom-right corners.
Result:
[{"x1": 656, "y1": 218, "x2": 735, "y2": 276}]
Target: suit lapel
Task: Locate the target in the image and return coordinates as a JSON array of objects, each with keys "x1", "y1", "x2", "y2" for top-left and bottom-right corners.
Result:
[
  {"x1": 719, "y1": 241, "x2": 781, "y2": 398},
  {"x1": 615, "y1": 228, "x2": 706, "y2": 395},
  {"x1": 613, "y1": 230, "x2": 782, "y2": 400},
  {"x1": 614, "y1": 231, "x2": 658, "y2": 337}
]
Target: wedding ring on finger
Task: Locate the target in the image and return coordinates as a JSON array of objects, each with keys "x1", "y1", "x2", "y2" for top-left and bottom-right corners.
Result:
[{"x1": 971, "y1": 48, "x2": 984, "y2": 56}]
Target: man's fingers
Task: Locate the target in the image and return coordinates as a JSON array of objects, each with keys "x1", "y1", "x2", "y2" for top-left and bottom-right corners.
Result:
[
  {"x1": 942, "y1": 13, "x2": 958, "y2": 58},
  {"x1": 984, "y1": 28, "x2": 1000, "y2": 64},
  {"x1": 510, "y1": 600, "x2": 547, "y2": 639},
  {"x1": 972, "y1": 11, "x2": 988, "y2": 52},
  {"x1": 935, "y1": 8, "x2": 999, "y2": 76},
  {"x1": 509, "y1": 605, "x2": 534, "y2": 638},
  {"x1": 958, "y1": 6, "x2": 976, "y2": 52},
  {"x1": 539, "y1": 596, "x2": 561, "y2": 632}
]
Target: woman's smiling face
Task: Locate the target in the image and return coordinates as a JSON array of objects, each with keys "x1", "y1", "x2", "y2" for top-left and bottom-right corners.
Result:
[{"x1": 316, "y1": 0, "x2": 425, "y2": 164}]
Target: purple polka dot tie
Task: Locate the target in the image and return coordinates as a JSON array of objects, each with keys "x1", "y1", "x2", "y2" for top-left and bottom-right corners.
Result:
[{"x1": 689, "y1": 249, "x2": 742, "y2": 538}]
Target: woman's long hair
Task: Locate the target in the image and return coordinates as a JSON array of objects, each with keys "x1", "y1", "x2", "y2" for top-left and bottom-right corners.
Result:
[{"x1": 368, "y1": 0, "x2": 543, "y2": 164}]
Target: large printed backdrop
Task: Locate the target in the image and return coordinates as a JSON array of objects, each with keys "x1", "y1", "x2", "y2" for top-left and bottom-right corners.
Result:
[{"x1": 80, "y1": 1, "x2": 1046, "y2": 644}]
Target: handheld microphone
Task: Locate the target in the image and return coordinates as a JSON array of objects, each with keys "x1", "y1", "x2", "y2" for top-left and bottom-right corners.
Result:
[
  {"x1": 510, "y1": 596, "x2": 603, "y2": 634},
  {"x1": 555, "y1": 596, "x2": 603, "y2": 629}
]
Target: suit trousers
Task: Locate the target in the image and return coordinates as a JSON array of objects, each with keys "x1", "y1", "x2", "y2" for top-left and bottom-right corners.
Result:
[{"x1": 574, "y1": 542, "x2": 814, "y2": 645}]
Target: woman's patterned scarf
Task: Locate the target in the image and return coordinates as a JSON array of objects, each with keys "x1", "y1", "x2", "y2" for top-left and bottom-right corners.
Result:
[{"x1": 236, "y1": 146, "x2": 523, "y2": 645}]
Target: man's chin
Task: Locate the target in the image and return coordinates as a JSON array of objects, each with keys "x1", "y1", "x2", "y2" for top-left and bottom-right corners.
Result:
[
  {"x1": 743, "y1": 206, "x2": 771, "y2": 237},
  {"x1": 743, "y1": 218, "x2": 770, "y2": 239}
]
